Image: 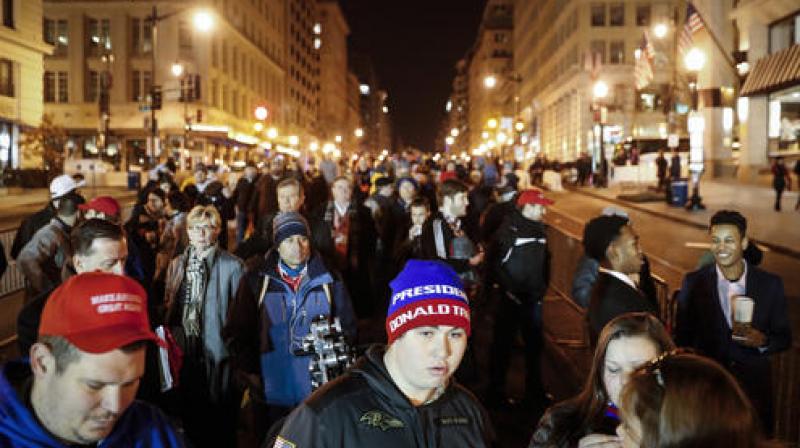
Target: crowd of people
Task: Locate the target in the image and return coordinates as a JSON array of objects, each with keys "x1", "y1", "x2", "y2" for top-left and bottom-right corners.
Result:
[{"x1": 0, "y1": 151, "x2": 791, "y2": 447}]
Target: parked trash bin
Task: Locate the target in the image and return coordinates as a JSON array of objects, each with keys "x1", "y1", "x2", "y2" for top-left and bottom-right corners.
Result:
[
  {"x1": 670, "y1": 180, "x2": 688, "y2": 207},
  {"x1": 127, "y1": 171, "x2": 141, "y2": 190}
]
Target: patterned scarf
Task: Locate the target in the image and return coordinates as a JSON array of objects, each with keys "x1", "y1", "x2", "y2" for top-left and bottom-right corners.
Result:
[{"x1": 182, "y1": 248, "x2": 210, "y2": 338}]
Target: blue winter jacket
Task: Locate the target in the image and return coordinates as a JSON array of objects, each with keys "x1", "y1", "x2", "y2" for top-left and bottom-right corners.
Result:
[
  {"x1": 0, "y1": 361, "x2": 186, "y2": 448},
  {"x1": 225, "y1": 250, "x2": 357, "y2": 408}
]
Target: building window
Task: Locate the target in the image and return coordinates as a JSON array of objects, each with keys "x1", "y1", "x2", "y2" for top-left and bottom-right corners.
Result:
[
  {"x1": 57, "y1": 71, "x2": 68, "y2": 102},
  {"x1": 44, "y1": 71, "x2": 55, "y2": 102},
  {"x1": 0, "y1": 59, "x2": 13, "y2": 97},
  {"x1": 769, "y1": 86, "x2": 800, "y2": 153},
  {"x1": 131, "y1": 18, "x2": 152, "y2": 54},
  {"x1": 2, "y1": 0, "x2": 13, "y2": 28},
  {"x1": 609, "y1": 3, "x2": 624, "y2": 26},
  {"x1": 85, "y1": 70, "x2": 99, "y2": 102},
  {"x1": 211, "y1": 78, "x2": 218, "y2": 107},
  {"x1": 131, "y1": 70, "x2": 151, "y2": 101},
  {"x1": 609, "y1": 40, "x2": 625, "y2": 64},
  {"x1": 178, "y1": 20, "x2": 192, "y2": 50},
  {"x1": 211, "y1": 39, "x2": 219, "y2": 67},
  {"x1": 87, "y1": 18, "x2": 111, "y2": 56},
  {"x1": 44, "y1": 19, "x2": 69, "y2": 56},
  {"x1": 494, "y1": 33, "x2": 507, "y2": 43},
  {"x1": 590, "y1": 40, "x2": 606, "y2": 64},
  {"x1": 591, "y1": 3, "x2": 606, "y2": 27},
  {"x1": 769, "y1": 12, "x2": 800, "y2": 54},
  {"x1": 635, "y1": 4, "x2": 651, "y2": 26}
]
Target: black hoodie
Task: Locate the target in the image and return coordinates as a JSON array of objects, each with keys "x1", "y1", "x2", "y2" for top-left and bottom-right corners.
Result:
[{"x1": 272, "y1": 345, "x2": 494, "y2": 447}]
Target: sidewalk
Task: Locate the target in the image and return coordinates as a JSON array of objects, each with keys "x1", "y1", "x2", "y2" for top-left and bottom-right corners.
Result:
[{"x1": 574, "y1": 180, "x2": 800, "y2": 258}]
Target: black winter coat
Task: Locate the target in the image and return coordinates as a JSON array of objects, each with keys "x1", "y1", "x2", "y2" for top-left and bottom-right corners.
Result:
[
  {"x1": 488, "y1": 211, "x2": 549, "y2": 301},
  {"x1": 273, "y1": 345, "x2": 495, "y2": 447}
]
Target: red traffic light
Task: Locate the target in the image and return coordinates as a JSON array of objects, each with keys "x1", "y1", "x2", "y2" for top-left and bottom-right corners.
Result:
[{"x1": 254, "y1": 106, "x2": 268, "y2": 121}]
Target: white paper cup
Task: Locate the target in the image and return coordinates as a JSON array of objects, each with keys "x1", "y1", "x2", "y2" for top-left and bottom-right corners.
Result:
[{"x1": 733, "y1": 296, "x2": 754, "y2": 324}]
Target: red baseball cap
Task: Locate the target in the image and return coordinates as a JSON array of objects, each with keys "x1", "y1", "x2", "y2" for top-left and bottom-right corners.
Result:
[
  {"x1": 39, "y1": 272, "x2": 162, "y2": 353},
  {"x1": 516, "y1": 189, "x2": 554, "y2": 207},
  {"x1": 78, "y1": 196, "x2": 121, "y2": 217}
]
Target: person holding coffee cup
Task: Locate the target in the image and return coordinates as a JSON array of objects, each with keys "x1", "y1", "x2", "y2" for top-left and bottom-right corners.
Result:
[{"x1": 675, "y1": 210, "x2": 791, "y2": 435}]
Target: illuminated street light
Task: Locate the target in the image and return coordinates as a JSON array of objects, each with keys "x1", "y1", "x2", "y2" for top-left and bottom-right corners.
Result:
[
  {"x1": 653, "y1": 23, "x2": 668, "y2": 39},
  {"x1": 487, "y1": 118, "x2": 498, "y2": 129},
  {"x1": 514, "y1": 121, "x2": 524, "y2": 132},
  {"x1": 171, "y1": 62, "x2": 184, "y2": 77},
  {"x1": 382, "y1": 105, "x2": 389, "y2": 114},
  {"x1": 253, "y1": 122, "x2": 264, "y2": 132},
  {"x1": 267, "y1": 127, "x2": 278, "y2": 139},
  {"x1": 309, "y1": 141, "x2": 319, "y2": 152},
  {"x1": 593, "y1": 80, "x2": 609, "y2": 99},
  {"x1": 684, "y1": 47, "x2": 706, "y2": 72},
  {"x1": 359, "y1": 84, "x2": 370, "y2": 95},
  {"x1": 334, "y1": 134, "x2": 343, "y2": 143},
  {"x1": 481, "y1": 131, "x2": 490, "y2": 140},
  {"x1": 193, "y1": 10, "x2": 215, "y2": 32},
  {"x1": 450, "y1": 128, "x2": 459, "y2": 137},
  {"x1": 288, "y1": 135, "x2": 299, "y2": 146},
  {"x1": 354, "y1": 128, "x2": 364, "y2": 138},
  {"x1": 254, "y1": 105, "x2": 268, "y2": 121},
  {"x1": 483, "y1": 75, "x2": 497, "y2": 89},
  {"x1": 445, "y1": 136, "x2": 455, "y2": 146}
]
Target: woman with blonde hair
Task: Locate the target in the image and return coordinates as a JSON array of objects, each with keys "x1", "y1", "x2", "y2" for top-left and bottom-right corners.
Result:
[
  {"x1": 529, "y1": 312, "x2": 674, "y2": 447},
  {"x1": 163, "y1": 204, "x2": 244, "y2": 448}
]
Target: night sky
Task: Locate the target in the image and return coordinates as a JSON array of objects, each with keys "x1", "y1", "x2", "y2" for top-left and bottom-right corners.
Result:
[{"x1": 339, "y1": 0, "x2": 487, "y2": 152}]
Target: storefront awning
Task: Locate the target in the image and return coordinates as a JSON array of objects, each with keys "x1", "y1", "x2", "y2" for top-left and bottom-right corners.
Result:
[{"x1": 741, "y1": 44, "x2": 800, "y2": 96}]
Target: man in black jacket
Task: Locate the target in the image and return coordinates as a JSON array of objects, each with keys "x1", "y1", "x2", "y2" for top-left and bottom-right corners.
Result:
[
  {"x1": 272, "y1": 260, "x2": 494, "y2": 447},
  {"x1": 585, "y1": 215, "x2": 658, "y2": 344},
  {"x1": 486, "y1": 189, "x2": 552, "y2": 410},
  {"x1": 234, "y1": 162, "x2": 259, "y2": 244},
  {"x1": 675, "y1": 210, "x2": 791, "y2": 433},
  {"x1": 10, "y1": 174, "x2": 84, "y2": 259}
]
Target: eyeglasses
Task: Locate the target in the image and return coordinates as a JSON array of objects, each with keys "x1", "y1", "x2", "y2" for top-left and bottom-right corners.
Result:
[{"x1": 188, "y1": 224, "x2": 216, "y2": 233}]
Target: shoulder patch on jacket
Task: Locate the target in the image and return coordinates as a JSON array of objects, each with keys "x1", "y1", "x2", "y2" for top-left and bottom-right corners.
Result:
[
  {"x1": 273, "y1": 436, "x2": 297, "y2": 448},
  {"x1": 359, "y1": 410, "x2": 405, "y2": 431},
  {"x1": 436, "y1": 415, "x2": 471, "y2": 426}
]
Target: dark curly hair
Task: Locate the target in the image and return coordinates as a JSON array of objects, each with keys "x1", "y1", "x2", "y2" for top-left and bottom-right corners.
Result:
[{"x1": 709, "y1": 210, "x2": 747, "y2": 237}]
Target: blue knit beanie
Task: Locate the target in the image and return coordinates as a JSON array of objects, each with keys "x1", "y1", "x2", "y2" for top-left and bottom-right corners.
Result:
[
  {"x1": 386, "y1": 259, "x2": 471, "y2": 344},
  {"x1": 273, "y1": 211, "x2": 309, "y2": 246}
]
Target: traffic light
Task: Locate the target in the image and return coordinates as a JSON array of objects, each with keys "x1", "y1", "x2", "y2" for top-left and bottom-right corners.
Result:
[{"x1": 151, "y1": 85, "x2": 162, "y2": 110}]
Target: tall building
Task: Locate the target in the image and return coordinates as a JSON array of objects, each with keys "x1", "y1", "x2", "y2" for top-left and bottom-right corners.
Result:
[
  {"x1": 445, "y1": 57, "x2": 470, "y2": 154},
  {"x1": 350, "y1": 51, "x2": 384, "y2": 153},
  {"x1": 735, "y1": 3, "x2": 800, "y2": 183},
  {"x1": 317, "y1": 0, "x2": 349, "y2": 145},
  {"x1": 285, "y1": 0, "x2": 319, "y2": 144},
  {"x1": 515, "y1": 0, "x2": 686, "y2": 164},
  {"x1": 466, "y1": 0, "x2": 513, "y2": 154},
  {"x1": 42, "y1": 0, "x2": 286, "y2": 171},
  {"x1": 1, "y1": 0, "x2": 49, "y2": 169}
]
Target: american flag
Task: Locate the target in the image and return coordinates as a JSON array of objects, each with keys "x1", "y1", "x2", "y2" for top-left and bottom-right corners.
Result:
[
  {"x1": 678, "y1": 2, "x2": 705, "y2": 56},
  {"x1": 635, "y1": 32, "x2": 654, "y2": 90}
]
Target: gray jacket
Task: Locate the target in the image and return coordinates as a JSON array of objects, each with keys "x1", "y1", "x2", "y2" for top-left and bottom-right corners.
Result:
[
  {"x1": 17, "y1": 217, "x2": 71, "y2": 295},
  {"x1": 164, "y1": 246, "x2": 244, "y2": 402}
]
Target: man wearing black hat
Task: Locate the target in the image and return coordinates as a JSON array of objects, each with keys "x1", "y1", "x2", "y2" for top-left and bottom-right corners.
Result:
[
  {"x1": 585, "y1": 215, "x2": 658, "y2": 344},
  {"x1": 480, "y1": 172, "x2": 519, "y2": 245},
  {"x1": 225, "y1": 211, "x2": 356, "y2": 435}
]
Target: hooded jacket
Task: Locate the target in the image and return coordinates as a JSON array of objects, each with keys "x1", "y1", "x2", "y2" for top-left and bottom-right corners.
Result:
[
  {"x1": 487, "y1": 210, "x2": 549, "y2": 301},
  {"x1": 17, "y1": 217, "x2": 71, "y2": 295},
  {"x1": 224, "y1": 250, "x2": 356, "y2": 408},
  {"x1": 0, "y1": 361, "x2": 185, "y2": 447},
  {"x1": 273, "y1": 345, "x2": 494, "y2": 447}
]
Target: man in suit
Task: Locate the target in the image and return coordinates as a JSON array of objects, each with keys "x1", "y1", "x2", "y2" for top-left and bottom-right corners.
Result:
[
  {"x1": 586, "y1": 215, "x2": 659, "y2": 344},
  {"x1": 676, "y1": 210, "x2": 791, "y2": 433}
]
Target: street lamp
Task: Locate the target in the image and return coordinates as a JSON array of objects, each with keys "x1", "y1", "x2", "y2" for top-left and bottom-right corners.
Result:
[
  {"x1": 593, "y1": 80, "x2": 609, "y2": 99},
  {"x1": 171, "y1": 62, "x2": 184, "y2": 78},
  {"x1": 483, "y1": 75, "x2": 497, "y2": 89},
  {"x1": 684, "y1": 47, "x2": 706, "y2": 211},
  {"x1": 266, "y1": 127, "x2": 278, "y2": 139},
  {"x1": 653, "y1": 22, "x2": 669, "y2": 39},
  {"x1": 147, "y1": 7, "x2": 214, "y2": 168},
  {"x1": 354, "y1": 128, "x2": 364, "y2": 138}
]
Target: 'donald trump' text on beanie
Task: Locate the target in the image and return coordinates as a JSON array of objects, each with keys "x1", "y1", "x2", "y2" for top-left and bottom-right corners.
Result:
[{"x1": 385, "y1": 259, "x2": 471, "y2": 344}]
